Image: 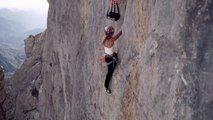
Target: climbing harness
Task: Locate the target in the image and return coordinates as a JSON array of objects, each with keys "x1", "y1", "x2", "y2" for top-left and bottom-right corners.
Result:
[
  {"x1": 102, "y1": 53, "x2": 117, "y2": 66},
  {"x1": 106, "y1": 0, "x2": 120, "y2": 21}
]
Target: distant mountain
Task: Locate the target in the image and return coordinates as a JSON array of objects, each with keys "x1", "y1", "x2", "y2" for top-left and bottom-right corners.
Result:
[
  {"x1": 0, "y1": 16, "x2": 25, "y2": 49},
  {"x1": 0, "y1": 8, "x2": 47, "y2": 73},
  {"x1": 0, "y1": 48, "x2": 25, "y2": 73},
  {"x1": 0, "y1": 8, "x2": 46, "y2": 49},
  {"x1": 0, "y1": 8, "x2": 47, "y2": 30},
  {"x1": 24, "y1": 28, "x2": 45, "y2": 37}
]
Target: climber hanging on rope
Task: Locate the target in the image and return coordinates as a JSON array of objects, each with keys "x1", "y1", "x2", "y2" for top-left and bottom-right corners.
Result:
[
  {"x1": 106, "y1": 0, "x2": 120, "y2": 21},
  {"x1": 102, "y1": 26, "x2": 122, "y2": 94}
]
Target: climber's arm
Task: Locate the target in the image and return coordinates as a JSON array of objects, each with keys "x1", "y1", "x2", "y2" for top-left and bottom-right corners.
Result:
[{"x1": 112, "y1": 30, "x2": 122, "y2": 42}]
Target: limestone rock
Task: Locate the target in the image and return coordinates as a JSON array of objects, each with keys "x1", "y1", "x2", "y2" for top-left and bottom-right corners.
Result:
[
  {"x1": 7, "y1": 0, "x2": 213, "y2": 120},
  {"x1": 0, "y1": 65, "x2": 6, "y2": 120},
  {"x1": 0, "y1": 66, "x2": 4, "y2": 90},
  {"x1": 9, "y1": 32, "x2": 45, "y2": 120},
  {"x1": 38, "y1": 0, "x2": 213, "y2": 120}
]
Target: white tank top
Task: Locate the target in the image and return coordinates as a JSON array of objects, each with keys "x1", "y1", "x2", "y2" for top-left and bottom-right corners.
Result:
[{"x1": 104, "y1": 46, "x2": 113, "y2": 55}]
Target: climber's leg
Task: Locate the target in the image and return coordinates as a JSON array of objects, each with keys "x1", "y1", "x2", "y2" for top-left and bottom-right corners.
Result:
[
  {"x1": 105, "y1": 62, "x2": 114, "y2": 89},
  {"x1": 104, "y1": 56, "x2": 117, "y2": 94}
]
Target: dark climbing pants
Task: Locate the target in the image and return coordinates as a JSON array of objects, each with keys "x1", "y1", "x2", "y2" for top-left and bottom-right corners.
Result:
[{"x1": 104, "y1": 53, "x2": 117, "y2": 89}]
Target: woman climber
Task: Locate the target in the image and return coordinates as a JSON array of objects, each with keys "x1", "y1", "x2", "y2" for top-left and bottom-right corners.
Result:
[{"x1": 103, "y1": 26, "x2": 122, "y2": 94}]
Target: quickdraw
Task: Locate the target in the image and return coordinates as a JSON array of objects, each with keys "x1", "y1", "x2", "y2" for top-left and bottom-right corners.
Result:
[{"x1": 106, "y1": 0, "x2": 120, "y2": 21}]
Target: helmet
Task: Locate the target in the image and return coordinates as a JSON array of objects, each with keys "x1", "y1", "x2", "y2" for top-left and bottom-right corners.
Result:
[{"x1": 104, "y1": 26, "x2": 114, "y2": 35}]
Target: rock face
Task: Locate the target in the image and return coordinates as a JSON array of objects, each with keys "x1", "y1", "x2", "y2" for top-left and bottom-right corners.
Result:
[
  {"x1": 0, "y1": 66, "x2": 6, "y2": 120},
  {"x1": 8, "y1": 33, "x2": 45, "y2": 120},
  {"x1": 8, "y1": 0, "x2": 213, "y2": 120},
  {"x1": 0, "y1": 66, "x2": 4, "y2": 89}
]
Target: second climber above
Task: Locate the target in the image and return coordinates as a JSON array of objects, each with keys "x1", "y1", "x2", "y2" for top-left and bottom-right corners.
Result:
[{"x1": 103, "y1": 26, "x2": 122, "y2": 94}]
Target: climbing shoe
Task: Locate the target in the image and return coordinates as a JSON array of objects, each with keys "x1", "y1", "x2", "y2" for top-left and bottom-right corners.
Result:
[{"x1": 106, "y1": 88, "x2": 111, "y2": 94}]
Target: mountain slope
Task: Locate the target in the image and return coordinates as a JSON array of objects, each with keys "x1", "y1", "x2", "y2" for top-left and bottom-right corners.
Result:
[{"x1": 8, "y1": 33, "x2": 44, "y2": 120}]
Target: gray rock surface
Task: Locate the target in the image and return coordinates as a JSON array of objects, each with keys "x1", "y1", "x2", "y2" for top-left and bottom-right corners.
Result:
[
  {"x1": 5, "y1": 0, "x2": 213, "y2": 120},
  {"x1": 0, "y1": 66, "x2": 4, "y2": 88},
  {"x1": 0, "y1": 65, "x2": 6, "y2": 120},
  {"x1": 7, "y1": 33, "x2": 45, "y2": 120},
  {"x1": 38, "y1": 0, "x2": 213, "y2": 119}
]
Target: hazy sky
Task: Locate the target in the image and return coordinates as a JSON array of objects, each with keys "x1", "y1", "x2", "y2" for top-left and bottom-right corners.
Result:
[{"x1": 0, "y1": 0, "x2": 49, "y2": 12}]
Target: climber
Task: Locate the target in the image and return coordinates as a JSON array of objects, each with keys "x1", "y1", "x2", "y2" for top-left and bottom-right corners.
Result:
[
  {"x1": 103, "y1": 26, "x2": 122, "y2": 94},
  {"x1": 106, "y1": 0, "x2": 120, "y2": 21}
]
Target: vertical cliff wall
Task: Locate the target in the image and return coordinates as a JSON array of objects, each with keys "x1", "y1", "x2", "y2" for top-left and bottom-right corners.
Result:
[{"x1": 8, "y1": 0, "x2": 213, "y2": 120}]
